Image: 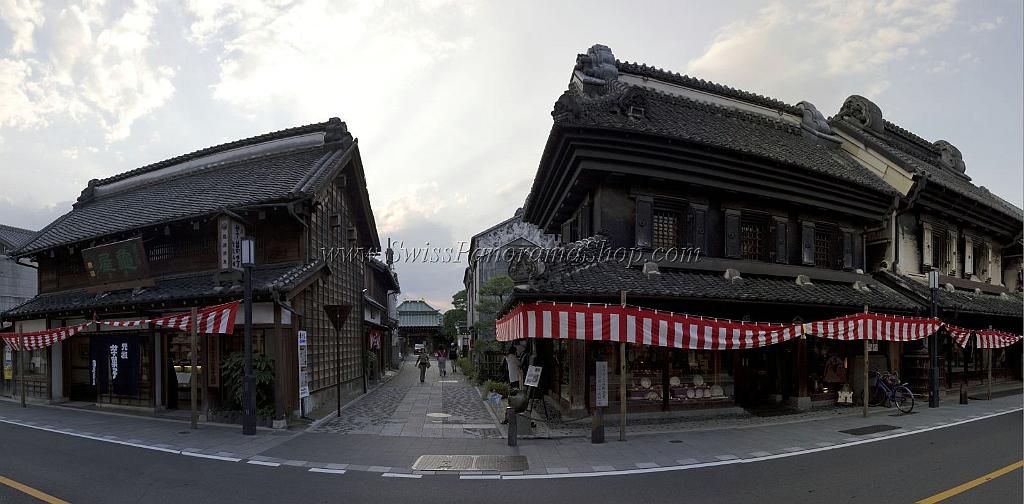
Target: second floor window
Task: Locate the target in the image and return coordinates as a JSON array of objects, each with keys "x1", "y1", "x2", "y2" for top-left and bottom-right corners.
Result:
[
  {"x1": 740, "y1": 213, "x2": 772, "y2": 261},
  {"x1": 814, "y1": 224, "x2": 843, "y2": 269},
  {"x1": 652, "y1": 208, "x2": 681, "y2": 249},
  {"x1": 932, "y1": 227, "x2": 950, "y2": 273}
]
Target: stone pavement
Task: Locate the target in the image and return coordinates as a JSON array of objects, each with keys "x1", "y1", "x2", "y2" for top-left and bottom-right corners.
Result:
[
  {"x1": 310, "y1": 355, "x2": 500, "y2": 438},
  {"x1": 1, "y1": 376, "x2": 1020, "y2": 478}
]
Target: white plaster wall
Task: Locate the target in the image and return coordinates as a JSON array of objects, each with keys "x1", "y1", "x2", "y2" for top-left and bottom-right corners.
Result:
[{"x1": 896, "y1": 214, "x2": 921, "y2": 275}]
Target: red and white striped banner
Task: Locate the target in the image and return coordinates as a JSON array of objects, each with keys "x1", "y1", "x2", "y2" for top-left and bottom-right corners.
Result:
[
  {"x1": 975, "y1": 329, "x2": 1022, "y2": 349},
  {"x1": 496, "y1": 302, "x2": 944, "y2": 349},
  {"x1": 496, "y1": 303, "x2": 804, "y2": 349},
  {"x1": 97, "y1": 300, "x2": 240, "y2": 335},
  {"x1": 803, "y1": 312, "x2": 941, "y2": 342},
  {"x1": 1, "y1": 321, "x2": 93, "y2": 351},
  {"x1": 3, "y1": 301, "x2": 241, "y2": 352}
]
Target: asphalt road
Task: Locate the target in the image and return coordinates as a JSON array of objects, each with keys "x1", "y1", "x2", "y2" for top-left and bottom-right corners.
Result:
[{"x1": 1, "y1": 411, "x2": 1020, "y2": 504}]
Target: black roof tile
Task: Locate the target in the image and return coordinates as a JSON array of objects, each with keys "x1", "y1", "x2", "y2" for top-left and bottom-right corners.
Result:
[
  {"x1": 875, "y1": 270, "x2": 1023, "y2": 318},
  {"x1": 0, "y1": 224, "x2": 36, "y2": 249}
]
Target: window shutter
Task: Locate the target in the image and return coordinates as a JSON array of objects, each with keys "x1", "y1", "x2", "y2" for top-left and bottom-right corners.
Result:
[
  {"x1": 684, "y1": 207, "x2": 695, "y2": 248},
  {"x1": 774, "y1": 219, "x2": 788, "y2": 264},
  {"x1": 692, "y1": 206, "x2": 707, "y2": 252},
  {"x1": 947, "y1": 230, "x2": 957, "y2": 275},
  {"x1": 635, "y1": 197, "x2": 652, "y2": 248},
  {"x1": 724, "y1": 210, "x2": 741, "y2": 258},
  {"x1": 964, "y1": 236, "x2": 974, "y2": 276},
  {"x1": 561, "y1": 221, "x2": 572, "y2": 243},
  {"x1": 801, "y1": 222, "x2": 815, "y2": 265},
  {"x1": 579, "y1": 201, "x2": 592, "y2": 239},
  {"x1": 921, "y1": 223, "x2": 933, "y2": 267},
  {"x1": 842, "y1": 230, "x2": 854, "y2": 269}
]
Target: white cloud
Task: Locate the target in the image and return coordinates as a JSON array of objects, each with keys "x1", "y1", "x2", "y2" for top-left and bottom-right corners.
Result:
[
  {"x1": 686, "y1": 0, "x2": 959, "y2": 108},
  {"x1": 971, "y1": 16, "x2": 1003, "y2": 32},
  {"x1": 0, "y1": 0, "x2": 44, "y2": 54},
  {"x1": 0, "y1": 0, "x2": 175, "y2": 141}
]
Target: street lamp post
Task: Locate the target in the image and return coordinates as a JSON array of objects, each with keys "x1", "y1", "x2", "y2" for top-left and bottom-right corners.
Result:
[
  {"x1": 241, "y1": 238, "x2": 257, "y2": 435},
  {"x1": 927, "y1": 270, "x2": 940, "y2": 408}
]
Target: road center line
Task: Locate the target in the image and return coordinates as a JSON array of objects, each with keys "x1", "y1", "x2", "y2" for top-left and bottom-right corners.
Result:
[
  {"x1": 915, "y1": 460, "x2": 1024, "y2": 504},
  {"x1": 181, "y1": 452, "x2": 242, "y2": 462},
  {"x1": 246, "y1": 460, "x2": 281, "y2": 467},
  {"x1": 0, "y1": 475, "x2": 71, "y2": 504}
]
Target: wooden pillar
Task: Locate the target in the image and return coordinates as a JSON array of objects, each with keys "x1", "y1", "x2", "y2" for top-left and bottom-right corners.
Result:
[
  {"x1": 619, "y1": 290, "x2": 627, "y2": 442},
  {"x1": 862, "y1": 305, "x2": 869, "y2": 418},
  {"x1": 796, "y1": 336, "x2": 808, "y2": 398},
  {"x1": 190, "y1": 307, "x2": 198, "y2": 429},
  {"x1": 662, "y1": 347, "x2": 670, "y2": 412},
  {"x1": 17, "y1": 322, "x2": 25, "y2": 408}
]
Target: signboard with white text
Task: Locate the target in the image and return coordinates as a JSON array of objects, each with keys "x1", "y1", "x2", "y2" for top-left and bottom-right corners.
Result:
[
  {"x1": 297, "y1": 330, "x2": 310, "y2": 399},
  {"x1": 524, "y1": 365, "x2": 542, "y2": 388},
  {"x1": 595, "y1": 361, "x2": 609, "y2": 407}
]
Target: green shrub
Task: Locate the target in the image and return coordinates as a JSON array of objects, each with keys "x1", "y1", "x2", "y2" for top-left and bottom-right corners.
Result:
[
  {"x1": 456, "y1": 357, "x2": 475, "y2": 379},
  {"x1": 482, "y1": 379, "x2": 509, "y2": 398},
  {"x1": 221, "y1": 351, "x2": 275, "y2": 418}
]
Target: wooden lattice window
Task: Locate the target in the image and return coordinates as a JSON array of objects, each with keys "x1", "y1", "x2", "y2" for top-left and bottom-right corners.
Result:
[
  {"x1": 814, "y1": 225, "x2": 843, "y2": 269},
  {"x1": 740, "y1": 213, "x2": 772, "y2": 261},
  {"x1": 932, "y1": 227, "x2": 949, "y2": 274},
  {"x1": 652, "y1": 208, "x2": 681, "y2": 249}
]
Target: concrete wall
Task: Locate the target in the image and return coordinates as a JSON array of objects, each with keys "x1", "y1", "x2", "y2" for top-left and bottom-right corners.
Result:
[{"x1": 0, "y1": 255, "x2": 37, "y2": 316}]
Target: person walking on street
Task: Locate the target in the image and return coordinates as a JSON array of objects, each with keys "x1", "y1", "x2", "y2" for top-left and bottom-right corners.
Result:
[
  {"x1": 437, "y1": 349, "x2": 447, "y2": 378},
  {"x1": 416, "y1": 352, "x2": 431, "y2": 383},
  {"x1": 448, "y1": 345, "x2": 458, "y2": 375}
]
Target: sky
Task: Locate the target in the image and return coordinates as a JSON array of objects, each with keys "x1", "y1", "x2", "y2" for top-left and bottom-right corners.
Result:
[{"x1": 1, "y1": 0, "x2": 1021, "y2": 311}]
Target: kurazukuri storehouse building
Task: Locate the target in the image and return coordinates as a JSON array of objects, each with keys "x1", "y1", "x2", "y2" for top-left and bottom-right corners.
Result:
[
  {"x1": 1, "y1": 118, "x2": 382, "y2": 422},
  {"x1": 501, "y1": 44, "x2": 1022, "y2": 415}
]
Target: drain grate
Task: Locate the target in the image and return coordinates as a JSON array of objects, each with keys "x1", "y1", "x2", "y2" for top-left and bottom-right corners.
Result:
[
  {"x1": 412, "y1": 455, "x2": 529, "y2": 472},
  {"x1": 839, "y1": 424, "x2": 900, "y2": 436}
]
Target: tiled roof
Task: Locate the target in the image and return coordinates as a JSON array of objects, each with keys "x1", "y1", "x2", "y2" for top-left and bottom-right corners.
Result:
[
  {"x1": 830, "y1": 117, "x2": 1024, "y2": 221},
  {"x1": 515, "y1": 260, "x2": 920, "y2": 311},
  {"x1": 617, "y1": 61, "x2": 802, "y2": 115},
  {"x1": 556, "y1": 83, "x2": 895, "y2": 195},
  {"x1": 875, "y1": 270, "x2": 1023, "y2": 318},
  {"x1": 0, "y1": 224, "x2": 36, "y2": 249},
  {"x1": 397, "y1": 299, "x2": 442, "y2": 328},
  {"x1": 14, "y1": 120, "x2": 357, "y2": 255},
  {"x1": 2, "y1": 262, "x2": 317, "y2": 319}
]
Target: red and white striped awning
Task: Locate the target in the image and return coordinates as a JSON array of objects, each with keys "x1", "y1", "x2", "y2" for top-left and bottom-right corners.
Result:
[
  {"x1": 3, "y1": 301, "x2": 241, "y2": 352},
  {"x1": 496, "y1": 302, "x2": 942, "y2": 349}
]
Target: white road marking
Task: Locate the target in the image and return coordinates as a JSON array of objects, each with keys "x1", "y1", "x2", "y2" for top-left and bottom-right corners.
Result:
[
  {"x1": 382, "y1": 473, "x2": 422, "y2": 479},
  {"x1": 308, "y1": 468, "x2": 347, "y2": 475},
  {"x1": 460, "y1": 475, "x2": 501, "y2": 480},
  {"x1": 246, "y1": 460, "x2": 281, "y2": 467},
  {"x1": 181, "y1": 451, "x2": 242, "y2": 462}
]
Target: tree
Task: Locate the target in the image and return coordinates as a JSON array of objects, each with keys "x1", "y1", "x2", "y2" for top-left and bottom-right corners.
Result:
[
  {"x1": 474, "y1": 276, "x2": 514, "y2": 336},
  {"x1": 443, "y1": 289, "x2": 468, "y2": 339}
]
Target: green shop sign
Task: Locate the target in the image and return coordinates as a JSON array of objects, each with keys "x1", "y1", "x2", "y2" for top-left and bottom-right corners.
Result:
[{"x1": 82, "y1": 237, "x2": 152, "y2": 285}]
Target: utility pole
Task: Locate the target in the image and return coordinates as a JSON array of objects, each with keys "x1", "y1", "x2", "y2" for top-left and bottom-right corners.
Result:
[
  {"x1": 927, "y1": 270, "x2": 939, "y2": 408},
  {"x1": 190, "y1": 307, "x2": 198, "y2": 429},
  {"x1": 986, "y1": 325, "x2": 993, "y2": 401},
  {"x1": 619, "y1": 290, "x2": 627, "y2": 442},
  {"x1": 242, "y1": 238, "x2": 256, "y2": 435}
]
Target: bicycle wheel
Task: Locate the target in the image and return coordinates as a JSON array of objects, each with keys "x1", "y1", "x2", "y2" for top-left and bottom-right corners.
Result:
[{"x1": 892, "y1": 385, "x2": 914, "y2": 414}]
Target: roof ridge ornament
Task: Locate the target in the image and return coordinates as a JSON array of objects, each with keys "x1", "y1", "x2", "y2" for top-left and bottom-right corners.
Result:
[
  {"x1": 838, "y1": 95, "x2": 884, "y2": 134},
  {"x1": 933, "y1": 140, "x2": 967, "y2": 174},
  {"x1": 795, "y1": 101, "x2": 840, "y2": 145},
  {"x1": 573, "y1": 44, "x2": 618, "y2": 95}
]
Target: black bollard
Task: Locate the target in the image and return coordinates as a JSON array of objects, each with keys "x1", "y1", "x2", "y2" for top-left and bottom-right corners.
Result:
[
  {"x1": 507, "y1": 407, "x2": 518, "y2": 447},
  {"x1": 959, "y1": 383, "x2": 968, "y2": 405},
  {"x1": 591, "y1": 407, "x2": 605, "y2": 444}
]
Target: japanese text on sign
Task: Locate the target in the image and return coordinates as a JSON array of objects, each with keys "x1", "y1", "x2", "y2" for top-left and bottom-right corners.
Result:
[
  {"x1": 595, "y1": 361, "x2": 609, "y2": 407},
  {"x1": 524, "y1": 365, "x2": 542, "y2": 388}
]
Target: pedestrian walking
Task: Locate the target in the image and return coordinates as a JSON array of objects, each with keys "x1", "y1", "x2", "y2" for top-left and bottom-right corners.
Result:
[
  {"x1": 416, "y1": 352, "x2": 431, "y2": 383},
  {"x1": 448, "y1": 345, "x2": 458, "y2": 375},
  {"x1": 437, "y1": 349, "x2": 447, "y2": 378}
]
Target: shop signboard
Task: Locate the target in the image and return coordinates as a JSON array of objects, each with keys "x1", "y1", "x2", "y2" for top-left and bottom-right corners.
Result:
[
  {"x1": 524, "y1": 365, "x2": 542, "y2": 388},
  {"x1": 206, "y1": 334, "x2": 220, "y2": 387},
  {"x1": 218, "y1": 216, "x2": 246, "y2": 271},
  {"x1": 297, "y1": 330, "x2": 309, "y2": 399},
  {"x1": 3, "y1": 345, "x2": 12, "y2": 380},
  {"x1": 82, "y1": 238, "x2": 151, "y2": 287},
  {"x1": 595, "y1": 361, "x2": 609, "y2": 407}
]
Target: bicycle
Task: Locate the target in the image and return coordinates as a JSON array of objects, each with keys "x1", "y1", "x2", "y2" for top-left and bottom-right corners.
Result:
[{"x1": 868, "y1": 369, "x2": 915, "y2": 414}]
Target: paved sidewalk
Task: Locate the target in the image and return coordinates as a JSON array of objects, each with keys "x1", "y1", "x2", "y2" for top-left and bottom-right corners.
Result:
[{"x1": 310, "y1": 356, "x2": 500, "y2": 438}]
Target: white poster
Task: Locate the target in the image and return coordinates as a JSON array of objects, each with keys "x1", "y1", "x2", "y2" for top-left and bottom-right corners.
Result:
[
  {"x1": 595, "y1": 361, "x2": 609, "y2": 407},
  {"x1": 297, "y1": 330, "x2": 310, "y2": 399},
  {"x1": 524, "y1": 365, "x2": 542, "y2": 388}
]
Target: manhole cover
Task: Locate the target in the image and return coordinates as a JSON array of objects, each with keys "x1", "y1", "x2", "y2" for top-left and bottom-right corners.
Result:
[
  {"x1": 426, "y1": 413, "x2": 452, "y2": 419},
  {"x1": 412, "y1": 455, "x2": 529, "y2": 472},
  {"x1": 839, "y1": 424, "x2": 900, "y2": 436}
]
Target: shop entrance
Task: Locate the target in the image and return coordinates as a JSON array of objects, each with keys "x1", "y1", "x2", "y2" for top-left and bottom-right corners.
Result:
[
  {"x1": 164, "y1": 332, "x2": 202, "y2": 410},
  {"x1": 736, "y1": 346, "x2": 783, "y2": 407},
  {"x1": 67, "y1": 335, "x2": 96, "y2": 402}
]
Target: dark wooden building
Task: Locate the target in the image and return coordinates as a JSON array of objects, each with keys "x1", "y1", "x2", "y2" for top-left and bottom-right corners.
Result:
[
  {"x1": 1, "y1": 118, "x2": 382, "y2": 421},
  {"x1": 506, "y1": 44, "x2": 978, "y2": 414}
]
